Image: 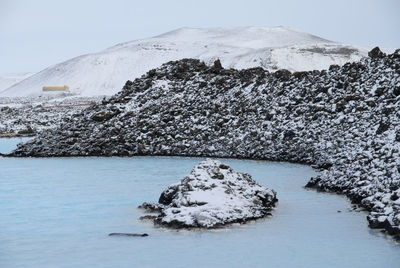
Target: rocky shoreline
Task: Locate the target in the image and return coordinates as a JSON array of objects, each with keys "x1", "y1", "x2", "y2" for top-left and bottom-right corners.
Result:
[
  {"x1": 139, "y1": 159, "x2": 277, "y2": 228},
  {"x1": 9, "y1": 48, "x2": 400, "y2": 239}
]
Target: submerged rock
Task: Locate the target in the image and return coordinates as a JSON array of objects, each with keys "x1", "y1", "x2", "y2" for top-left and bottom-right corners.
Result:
[
  {"x1": 108, "y1": 233, "x2": 149, "y2": 237},
  {"x1": 139, "y1": 159, "x2": 277, "y2": 228}
]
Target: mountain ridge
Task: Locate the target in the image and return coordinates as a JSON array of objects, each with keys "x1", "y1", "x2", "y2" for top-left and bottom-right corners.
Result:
[{"x1": 1, "y1": 26, "x2": 367, "y2": 97}]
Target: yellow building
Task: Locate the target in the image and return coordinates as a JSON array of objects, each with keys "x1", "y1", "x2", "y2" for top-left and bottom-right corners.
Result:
[{"x1": 42, "y1": 85, "x2": 69, "y2": 92}]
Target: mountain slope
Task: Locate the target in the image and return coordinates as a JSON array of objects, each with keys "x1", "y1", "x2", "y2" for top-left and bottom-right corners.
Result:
[
  {"x1": 0, "y1": 73, "x2": 34, "y2": 92},
  {"x1": 1, "y1": 26, "x2": 368, "y2": 97}
]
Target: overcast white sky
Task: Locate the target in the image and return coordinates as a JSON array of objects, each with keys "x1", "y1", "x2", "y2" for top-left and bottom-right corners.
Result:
[{"x1": 0, "y1": 0, "x2": 399, "y2": 73}]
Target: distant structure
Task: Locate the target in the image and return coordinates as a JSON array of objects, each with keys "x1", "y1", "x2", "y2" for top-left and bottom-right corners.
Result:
[{"x1": 42, "y1": 85, "x2": 69, "y2": 92}]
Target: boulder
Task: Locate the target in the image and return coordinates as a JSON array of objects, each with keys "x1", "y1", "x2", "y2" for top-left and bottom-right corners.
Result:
[
  {"x1": 274, "y1": 69, "x2": 291, "y2": 80},
  {"x1": 139, "y1": 159, "x2": 277, "y2": 228},
  {"x1": 368, "y1": 47, "x2": 385, "y2": 59},
  {"x1": 213, "y1": 59, "x2": 223, "y2": 70},
  {"x1": 393, "y1": 86, "x2": 400, "y2": 97},
  {"x1": 376, "y1": 121, "x2": 390, "y2": 135}
]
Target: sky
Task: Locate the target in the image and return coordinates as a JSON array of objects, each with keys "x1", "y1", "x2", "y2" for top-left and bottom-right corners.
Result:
[{"x1": 0, "y1": 0, "x2": 399, "y2": 74}]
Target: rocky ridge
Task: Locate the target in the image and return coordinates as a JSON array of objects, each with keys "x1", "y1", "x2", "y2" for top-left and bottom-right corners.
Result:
[
  {"x1": 140, "y1": 159, "x2": 277, "y2": 228},
  {"x1": 10, "y1": 48, "x2": 400, "y2": 238}
]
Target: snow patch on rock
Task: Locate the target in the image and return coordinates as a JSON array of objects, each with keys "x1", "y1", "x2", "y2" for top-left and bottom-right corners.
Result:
[{"x1": 140, "y1": 159, "x2": 277, "y2": 228}]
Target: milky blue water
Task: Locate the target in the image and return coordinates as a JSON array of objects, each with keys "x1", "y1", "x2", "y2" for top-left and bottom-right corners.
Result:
[
  {"x1": 0, "y1": 137, "x2": 32, "y2": 154},
  {"x1": 1, "y1": 138, "x2": 399, "y2": 268}
]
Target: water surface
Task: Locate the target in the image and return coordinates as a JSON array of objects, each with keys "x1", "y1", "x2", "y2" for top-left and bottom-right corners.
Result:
[
  {"x1": 0, "y1": 137, "x2": 32, "y2": 154},
  {"x1": 1, "y1": 141, "x2": 399, "y2": 268}
]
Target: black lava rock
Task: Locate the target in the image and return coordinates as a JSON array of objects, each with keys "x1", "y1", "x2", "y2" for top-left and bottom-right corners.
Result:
[
  {"x1": 368, "y1": 47, "x2": 385, "y2": 59},
  {"x1": 213, "y1": 59, "x2": 223, "y2": 70}
]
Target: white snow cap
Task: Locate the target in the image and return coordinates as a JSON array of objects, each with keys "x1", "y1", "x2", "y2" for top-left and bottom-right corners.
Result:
[{"x1": 1, "y1": 26, "x2": 368, "y2": 97}]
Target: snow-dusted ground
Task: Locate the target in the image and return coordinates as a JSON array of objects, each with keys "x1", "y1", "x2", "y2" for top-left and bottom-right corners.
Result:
[
  {"x1": 0, "y1": 96, "x2": 101, "y2": 136},
  {"x1": 0, "y1": 73, "x2": 34, "y2": 92},
  {"x1": 0, "y1": 27, "x2": 369, "y2": 97},
  {"x1": 140, "y1": 159, "x2": 277, "y2": 228},
  {"x1": 11, "y1": 48, "x2": 400, "y2": 238}
]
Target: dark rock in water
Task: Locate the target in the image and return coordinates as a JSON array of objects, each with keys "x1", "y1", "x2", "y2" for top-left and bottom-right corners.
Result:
[
  {"x1": 139, "y1": 215, "x2": 157, "y2": 220},
  {"x1": 109, "y1": 233, "x2": 149, "y2": 237},
  {"x1": 138, "y1": 202, "x2": 162, "y2": 212},
  {"x1": 305, "y1": 177, "x2": 321, "y2": 189},
  {"x1": 368, "y1": 47, "x2": 385, "y2": 59},
  {"x1": 140, "y1": 159, "x2": 277, "y2": 229},
  {"x1": 367, "y1": 216, "x2": 395, "y2": 233}
]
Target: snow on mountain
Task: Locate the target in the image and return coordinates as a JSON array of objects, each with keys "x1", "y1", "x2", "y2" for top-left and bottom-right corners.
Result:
[
  {"x1": 0, "y1": 26, "x2": 368, "y2": 97},
  {"x1": 0, "y1": 73, "x2": 34, "y2": 93}
]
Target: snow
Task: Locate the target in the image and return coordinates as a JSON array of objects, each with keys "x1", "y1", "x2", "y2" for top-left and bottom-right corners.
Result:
[
  {"x1": 0, "y1": 26, "x2": 368, "y2": 98},
  {"x1": 140, "y1": 159, "x2": 277, "y2": 228},
  {"x1": 0, "y1": 73, "x2": 35, "y2": 92},
  {"x1": 13, "y1": 49, "x2": 400, "y2": 237},
  {"x1": 0, "y1": 96, "x2": 101, "y2": 136}
]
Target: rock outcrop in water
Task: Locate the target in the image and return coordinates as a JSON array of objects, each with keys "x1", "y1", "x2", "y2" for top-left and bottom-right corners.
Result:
[
  {"x1": 139, "y1": 159, "x2": 277, "y2": 228},
  {"x1": 10, "y1": 48, "x2": 400, "y2": 239}
]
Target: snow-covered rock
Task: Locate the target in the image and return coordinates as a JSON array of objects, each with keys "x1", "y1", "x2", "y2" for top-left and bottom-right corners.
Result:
[
  {"x1": 0, "y1": 96, "x2": 101, "y2": 136},
  {"x1": 140, "y1": 159, "x2": 277, "y2": 228},
  {"x1": 0, "y1": 26, "x2": 368, "y2": 97},
  {"x1": 10, "y1": 48, "x2": 400, "y2": 239}
]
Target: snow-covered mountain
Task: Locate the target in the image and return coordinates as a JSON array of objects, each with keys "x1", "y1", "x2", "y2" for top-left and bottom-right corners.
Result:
[
  {"x1": 0, "y1": 26, "x2": 369, "y2": 97},
  {"x1": 0, "y1": 73, "x2": 34, "y2": 93}
]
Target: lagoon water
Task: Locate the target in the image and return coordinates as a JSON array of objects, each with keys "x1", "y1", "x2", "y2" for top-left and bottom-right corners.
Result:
[
  {"x1": 0, "y1": 137, "x2": 32, "y2": 155},
  {"x1": 1, "y1": 138, "x2": 399, "y2": 268}
]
